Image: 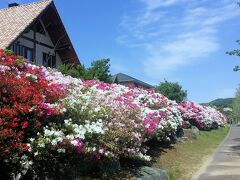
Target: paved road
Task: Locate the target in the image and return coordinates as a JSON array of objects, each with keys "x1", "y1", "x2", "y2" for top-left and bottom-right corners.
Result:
[{"x1": 192, "y1": 125, "x2": 240, "y2": 180}]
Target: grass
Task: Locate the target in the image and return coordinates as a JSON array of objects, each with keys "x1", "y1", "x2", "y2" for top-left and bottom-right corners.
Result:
[{"x1": 153, "y1": 127, "x2": 230, "y2": 180}]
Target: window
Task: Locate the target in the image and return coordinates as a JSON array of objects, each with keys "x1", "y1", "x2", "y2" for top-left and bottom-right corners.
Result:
[
  {"x1": 42, "y1": 52, "x2": 56, "y2": 68},
  {"x1": 12, "y1": 43, "x2": 33, "y2": 61},
  {"x1": 25, "y1": 48, "x2": 33, "y2": 61}
]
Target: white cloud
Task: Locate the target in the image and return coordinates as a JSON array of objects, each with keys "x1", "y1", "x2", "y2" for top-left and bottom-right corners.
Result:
[
  {"x1": 143, "y1": 35, "x2": 220, "y2": 76},
  {"x1": 116, "y1": 0, "x2": 240, "y2": 79}
]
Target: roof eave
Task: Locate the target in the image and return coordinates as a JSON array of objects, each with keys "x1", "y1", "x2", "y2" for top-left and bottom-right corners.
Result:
[
  {"x1": 50, "y1": 2, "x2": 80, "y2": 65},
  {"x1": 7, "y1": 0, "x2": 53, "y2": 49}
]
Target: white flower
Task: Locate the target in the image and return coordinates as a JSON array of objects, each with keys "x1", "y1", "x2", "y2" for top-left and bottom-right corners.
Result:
[
  {"x1": 60, "y1": 107, "x2": 67, "y2": 113},
  {"x1": 38, "y1": 143, "x2": 45, "y2": 148},
  {"x1": 16, "y1": 173, "x2": 22, "y2": 180},
  {"x1": 26, "y1": 73, "x2": 37, "y2": 80},
  {"x1": 51, "y1": 139, "x2": 58, "y2": 146},
  {"x1": 56, "y1": 137, "x2": 63, "y2": 142},
  {"x1": 137, "y1": 153, "x2": 151, "y2": 161},
  {"x1": 57, "y1": 148, "x2": 66, "y2": 153},
  {"x1": 44, "y1": 129, "x2": 54, "y2": 136},
  {"x1": 29, "y1": 106, "x2": 36, "y2": 112},
  {"x1": 145, "y1": 123, "x2": 150, "y2": 128},
  {"x1": 26, "y1": 143, "x2": 32, "y2": 152},
  {"x1": 66, "y1": 134, "x2": 75, "y2": 140},
  {"x1": 70, "y1": 140, "x2": 78, "y2": 146},
  {"x1": 21, "y1": 155, "x2": 28, "y2": 160}
]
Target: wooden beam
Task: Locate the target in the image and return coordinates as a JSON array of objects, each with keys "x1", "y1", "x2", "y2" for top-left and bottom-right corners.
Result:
[
  {"x1": 39, "y1": 18, "x2": 48, "y2": 36},
  {"x1": 21, "y1": 35, "x2": 54, "y2": 49},
  {"x1": 55, "y1": 44, "x2": 70, "y2": 51},
  {"x1": 33, "y1": 26, "x2": 36, "y2": 63},
  {"x1": 44, "y1": 22, "x2": 52, "y2": 29}
]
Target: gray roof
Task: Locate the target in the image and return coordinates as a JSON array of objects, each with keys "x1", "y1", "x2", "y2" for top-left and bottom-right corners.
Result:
[{"x1": 113, "y1": 73, "x2": 153, "y2": 88}]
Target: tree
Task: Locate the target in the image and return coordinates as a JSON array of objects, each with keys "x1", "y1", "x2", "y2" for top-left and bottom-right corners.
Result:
[
  {"x1": 58, "y1": 64, "x2": 86, "y2": 78},
  {"x1": 232, "y1": 86, "x2": 240, "y2": 124},
  {"x1": 87, "y1": 58, "x2": 112, "y2": 83},
  {"x1": 154, "y1": 80, "x2": 187, "y2": 103},
  {"x1": 58, "y1": 58, "x2": 112, "y2": 83},
  {"x1": 226, "y1": 40, "x2": 240, "y2": 71}
]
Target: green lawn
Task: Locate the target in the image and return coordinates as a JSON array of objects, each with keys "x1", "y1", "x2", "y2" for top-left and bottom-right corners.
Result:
[{"x1": 153, "y1": 127, "x2": 230, "y2": 180}]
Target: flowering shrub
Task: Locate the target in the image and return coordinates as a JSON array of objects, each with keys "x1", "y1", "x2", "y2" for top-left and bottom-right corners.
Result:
[
  {"x1": 0, "y1": 50, "x2": 67, "y2": 176},
  {"x1": 178, "y1": 101, "x2": 227, "y2": 130},
  {"x1": 0, "y1": 50, "x2": 227, "y2": 178}
]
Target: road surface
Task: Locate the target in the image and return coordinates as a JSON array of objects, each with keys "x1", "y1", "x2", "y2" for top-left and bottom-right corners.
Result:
[{"x1": 192, "y1": 125, "x2": 240, "y2": 180}]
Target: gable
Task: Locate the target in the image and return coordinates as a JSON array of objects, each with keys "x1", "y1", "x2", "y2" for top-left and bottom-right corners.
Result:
[
  {"x1": 0, "y1": 0, "x2": 52, "y2": 49},
  {"x1": 39, "y1": 2, "x2": 79, "y2": 64},
  {"x1": 0, "y1": 0, "x2": 80, "y2": 64},
  {"x1": 13, "y1": 22, "x2": 63, "y2": 67}
]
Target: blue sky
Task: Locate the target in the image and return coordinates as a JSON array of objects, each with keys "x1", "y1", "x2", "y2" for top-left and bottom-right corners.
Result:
[{"x1": 1, "y1": 0, "x2": 240, "y2": 103}]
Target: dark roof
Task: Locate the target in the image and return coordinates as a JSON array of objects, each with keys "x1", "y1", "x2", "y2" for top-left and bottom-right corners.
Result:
[
  {"x1": 113, "y1": 73, "x2": 153, "y2": 88},
  {"x1": 0, "y1": 0, "x2": 80, "y2": 64}
]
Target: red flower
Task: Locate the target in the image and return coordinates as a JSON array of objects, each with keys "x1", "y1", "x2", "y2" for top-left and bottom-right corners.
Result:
[
  {"x1": 21, "y1": 121, "x2": 29, "y2": 129},
  {"x1": 0, "y1": 118, "x2": 4, "y2": 125},
  {"x1": 8, "y1": 122, "x2": 18, "y2": 128},
  {"x1": 0, "y1": 49, "x2": 66, "y2": 157},
  {"x1": 3, "y1": 129, "x2": 9, "y2": 136}
]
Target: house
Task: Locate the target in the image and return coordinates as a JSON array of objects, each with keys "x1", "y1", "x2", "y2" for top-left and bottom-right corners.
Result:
[
  {"x1": 0, "y1": 0, "x2": 80, "y2": 68},
  {"x1": 112, "y1": 73, "x2": 153, "y2": 89}
]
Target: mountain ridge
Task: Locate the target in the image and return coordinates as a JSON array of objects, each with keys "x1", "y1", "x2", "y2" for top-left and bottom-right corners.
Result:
[{"x1": 202, "y1": 98, "x2": 234, "y2": 108}]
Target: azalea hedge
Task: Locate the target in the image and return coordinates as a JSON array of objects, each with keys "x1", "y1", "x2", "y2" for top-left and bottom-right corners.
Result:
[
  {"x1": 0, "y1": 50, "x2": 227, "y2": 179},
  {"x1": 178, "y1": 101, "x2": 227, "y2": 130}
]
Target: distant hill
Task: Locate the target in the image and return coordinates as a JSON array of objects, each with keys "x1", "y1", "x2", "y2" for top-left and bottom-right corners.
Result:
[{"x1": 203, "y1": 98, "x2": 234, "y2": 108}]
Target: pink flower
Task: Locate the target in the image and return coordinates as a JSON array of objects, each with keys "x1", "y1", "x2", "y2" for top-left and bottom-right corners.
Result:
[
  {"x1": 70, "y1": 139, "x2": 84, "y2": 153},
  {"x1": 92, "y1": 152, "x2": 101, "y2": 159},
  {"x1": 143, "y1": 119, "x2": 157, "y2": 134}
]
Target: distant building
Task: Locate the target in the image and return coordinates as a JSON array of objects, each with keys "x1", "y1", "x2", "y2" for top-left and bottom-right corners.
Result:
[
  {"x1": 0, "y1": 0, "x2": 80, "y2": 68},
  {"x1": 112, "y1": 73, "x2": 153, "y2": 89},
  {"x1": 223, "y1": 107, "x2": 232, "y2": 112}
]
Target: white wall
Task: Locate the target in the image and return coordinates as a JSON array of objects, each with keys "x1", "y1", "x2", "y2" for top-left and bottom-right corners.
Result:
[{"x1": 14, "y1": 28, "x2": 62, "y2": 67}]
